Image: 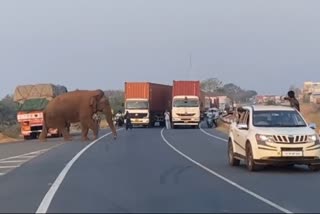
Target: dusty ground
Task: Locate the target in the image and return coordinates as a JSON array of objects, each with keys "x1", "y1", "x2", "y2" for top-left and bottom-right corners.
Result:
[
  {"x1": 0, "y1": 133, "x2": 19, "y2": 144},
  {"x1": 300, "y1": 103, "x2": 320, "y2": 134}
]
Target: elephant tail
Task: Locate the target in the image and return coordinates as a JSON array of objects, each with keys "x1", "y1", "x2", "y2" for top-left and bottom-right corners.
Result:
[{"x1": 39, "y1": 111, "x2": 48, "y2": 141}]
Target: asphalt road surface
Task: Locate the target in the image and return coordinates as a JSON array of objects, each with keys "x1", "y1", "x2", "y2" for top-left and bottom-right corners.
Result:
[{"x1": 0, "y1": 125, "x2": 320, "y2": 213}]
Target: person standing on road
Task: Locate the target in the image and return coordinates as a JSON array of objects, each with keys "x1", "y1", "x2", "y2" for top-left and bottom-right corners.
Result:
[
  {"x1": 124, "y1": 111, "x2": 133, "y2": 131},
  {"x1": 164, "y1": 110, "x2": 171, "y2": 129},
  {"x1": 284, "y1": 90, "x2": 300, "y2": 112}
]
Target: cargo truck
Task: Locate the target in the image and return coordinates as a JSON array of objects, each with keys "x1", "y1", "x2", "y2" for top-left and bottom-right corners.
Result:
[
  {"x1": 171, "y1": 80, "x2": 205, "y2": 128},
  {"x1": 14, "y1": 84, "x2": 68, "y2": 139},
  {"x1": 124, "y1": 82, "x2": 172, "y2": 127}
]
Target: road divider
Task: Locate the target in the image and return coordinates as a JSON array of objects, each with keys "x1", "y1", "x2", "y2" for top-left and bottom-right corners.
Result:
[{"x1": 160, "y1": 128, "x2": 293, "y2": 214}]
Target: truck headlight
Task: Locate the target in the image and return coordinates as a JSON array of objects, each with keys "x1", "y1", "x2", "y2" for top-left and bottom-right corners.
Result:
[
  {"x1": 255, "y1": 134, "x2": 274, "y2": 145},
  {"x1": 307, "y1": 134, "x2": 320, "y2": 144}
]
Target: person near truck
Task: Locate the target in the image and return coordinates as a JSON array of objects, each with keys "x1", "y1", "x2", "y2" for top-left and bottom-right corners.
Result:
[
  {"x1": 124, "y1": 111, "x2": 133, "y2": 130},
  {"x1": 164, "y1": 110, "x2": 171, "y2": 129},
  {"x1": 284, "y1": 90, "x2": 300, "y2": 112}
]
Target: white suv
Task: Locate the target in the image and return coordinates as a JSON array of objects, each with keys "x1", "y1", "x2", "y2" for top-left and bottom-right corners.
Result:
[{"x1": 228, "y1": 105, "x2": 320, "y2": 171}]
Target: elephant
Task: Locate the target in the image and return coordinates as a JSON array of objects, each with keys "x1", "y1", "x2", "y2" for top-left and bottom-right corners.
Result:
[{"x1": 39, "y1": 89, "x2": 117, "y2": 142}]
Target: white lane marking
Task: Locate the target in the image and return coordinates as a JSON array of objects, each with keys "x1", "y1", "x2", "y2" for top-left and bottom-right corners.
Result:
[
  {"x1": 0, "y1": 160, "x2": 25, "y2": 163},
  {"x1": 161, "y1": 128, "x2": 293, "y2": 214},
  {"x1": 36, "y1": 129, "x2": 123, "y2": 214},
  {"x1": 0, "y1": 172, "x2": 6, "y2": 176},
  {"x1": 199, "y1": 123, "x2": 228, "y2": 142},
  {"x1": 0, "y1": 165, "x2": 20, "y2": 169},
  {"x1": 0, "y1": 146, "x2": 58, "y2": 162},
  {"x1": 17, "y1": 155, "x2": 37, "y2": 159}
]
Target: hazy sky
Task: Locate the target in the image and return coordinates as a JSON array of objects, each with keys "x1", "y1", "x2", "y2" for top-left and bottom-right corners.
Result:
[{"x1": 1, "y1": 0, "x2": 320, "y2": 98}]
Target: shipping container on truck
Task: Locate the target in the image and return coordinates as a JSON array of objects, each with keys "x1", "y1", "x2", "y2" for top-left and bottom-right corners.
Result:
[
  {"x1": 14, "y1": 84, "x2": 68, "y2": 139},
  {"x1": 171, "y1": 80, "x2": 205, "y2": 128},
  {"x1": 124, "y1": 82, "x2": 172, "y2": 127}
]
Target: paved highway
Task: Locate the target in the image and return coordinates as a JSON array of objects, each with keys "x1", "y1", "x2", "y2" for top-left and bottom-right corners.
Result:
[{"x1": 0, "y1": 125, "x2": 320, "y2": 213}]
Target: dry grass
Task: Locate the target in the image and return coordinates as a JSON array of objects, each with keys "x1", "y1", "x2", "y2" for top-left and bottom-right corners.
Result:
[
  {"x1": 216, "y1": 119, "x2": 230, "y2": 134},
  {"x1": 300, "y1": 103, "x2": 320, "y2": 134}
]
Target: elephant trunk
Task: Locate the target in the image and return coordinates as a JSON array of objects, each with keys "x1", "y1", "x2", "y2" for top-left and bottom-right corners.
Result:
[{"x1": 103, "y1": 104, "x2": 117, "y2": 139}]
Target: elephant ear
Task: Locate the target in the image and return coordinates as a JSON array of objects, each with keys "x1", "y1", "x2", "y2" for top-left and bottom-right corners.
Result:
[{"x1": 89, "y1": 90, "x2": 105, "y2": 113}]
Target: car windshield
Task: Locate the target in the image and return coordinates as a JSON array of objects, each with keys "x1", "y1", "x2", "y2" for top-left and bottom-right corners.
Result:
[
  {"x1": 173, "y1": 99, "x2": 199, "y2": 107},
  {"x1": 253, "y1": 110, "x2": 307, "y2": 127},
  {"x1": 125, "y1": 101, "x2": 149, "y2": 109}
]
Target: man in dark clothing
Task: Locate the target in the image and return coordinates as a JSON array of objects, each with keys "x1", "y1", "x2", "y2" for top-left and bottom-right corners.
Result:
[
  {"x1": 284, "y1": 90, "x2": 300, "y2": 112},
  {"x1": 124, "y1": 111, "x2": 133, "y2": 130}
]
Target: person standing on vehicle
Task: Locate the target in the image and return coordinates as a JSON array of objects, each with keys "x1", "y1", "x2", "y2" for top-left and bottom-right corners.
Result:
[
  {"x1": 164, "y1": 110, "x2": 171, "y2": 129},
  {"x1": 284, "y1": 90, "x2": 300, "y2": 112}
]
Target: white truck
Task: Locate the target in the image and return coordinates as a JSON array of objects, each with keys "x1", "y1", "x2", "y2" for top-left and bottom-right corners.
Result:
[{"x1": 171, "y1": 80, "x2": 205, "y2": 128}]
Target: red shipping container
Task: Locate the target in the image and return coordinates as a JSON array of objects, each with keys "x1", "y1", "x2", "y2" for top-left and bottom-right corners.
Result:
[{"x1": 125, "y1": 82, "x2": 172, "y2": 112}]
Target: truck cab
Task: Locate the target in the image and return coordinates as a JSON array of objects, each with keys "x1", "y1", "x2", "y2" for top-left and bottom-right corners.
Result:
[
  {"x1": 171, "y1": 95, "x2": 201, "y2": 128},
  {"x1": 125, "y1": 98, "x2": 150, "y2": 127}
]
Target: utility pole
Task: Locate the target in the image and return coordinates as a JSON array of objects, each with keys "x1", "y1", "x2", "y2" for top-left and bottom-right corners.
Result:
[{"x1": 189, "y1": 53, "x2": 192, "y2": 80}]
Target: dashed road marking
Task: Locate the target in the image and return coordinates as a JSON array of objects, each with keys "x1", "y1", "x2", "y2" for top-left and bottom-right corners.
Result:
[
  {"x1": 0, "y1": 144, "x2": 61, "y2": 176},
  {"x1": 0, "y1": 165, "x2": 20, "y2": 169},
  {"x1": 161, "y1": 128, "x2": 293, "y2": 214},
  {"x1": 0, "y1": 160, "x2": 26, "y2": 163}
]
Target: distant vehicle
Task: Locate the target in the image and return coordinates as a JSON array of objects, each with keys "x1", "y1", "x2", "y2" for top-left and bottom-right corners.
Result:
[
  {"x1": 124, "y1": 82, "x2": 172, "y2": 127},
  {"x1": 14, "y1": 84, "x2": 68, "y2": 139},
  {"x1": 171, "y1": 80, "x2": 205, "y2": 129},
  {"x1": 228, "y1": 105, "x2": 320, "y2": 171}
]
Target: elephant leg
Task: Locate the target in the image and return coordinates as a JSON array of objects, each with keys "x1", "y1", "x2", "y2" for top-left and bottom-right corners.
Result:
[
  {"x1": 39, "y1": 128, "x2": 48, "y2": 142},
  {"x1": 61, "y1": 126, "x2": 72, "y2": 141},
  {"x1": 81, "y1": 122, "x2": 90, "y2": 141},
  {"x1": 88, "y1": 119, "x2": 99, "y2": 140}
]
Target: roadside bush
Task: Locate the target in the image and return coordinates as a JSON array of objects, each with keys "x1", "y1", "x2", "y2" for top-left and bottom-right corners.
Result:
[{"x1": 0, "y1": 123, "x2": 21, "y2": 138}]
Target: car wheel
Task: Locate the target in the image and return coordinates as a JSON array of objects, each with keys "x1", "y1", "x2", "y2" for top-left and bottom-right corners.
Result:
[
  {"x1": 228, "y1": 139, "x2": 240, "y2": 166},
  {"x1": 246, "y1": 142, "x2": 261, "y2": 172},
  {"x1": 308, "y1": 164, "x2": 320, "y2": 172}
]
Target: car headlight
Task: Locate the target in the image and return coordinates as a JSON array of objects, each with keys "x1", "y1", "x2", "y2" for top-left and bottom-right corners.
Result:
[
  {"x1": 255, "y1": 134, "x2": 274, "y2": 145},
  {"x1": 307, "y1": 134, "x2": 320, "y2": 144}
]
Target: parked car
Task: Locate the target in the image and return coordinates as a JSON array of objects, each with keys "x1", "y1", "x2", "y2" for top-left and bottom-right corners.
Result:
[{"x1": 228, "y1": 105, "x2": 320, "y2": 171}]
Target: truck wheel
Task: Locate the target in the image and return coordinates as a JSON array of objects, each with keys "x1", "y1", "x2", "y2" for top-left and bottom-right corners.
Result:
[{"x1": 228, "y1": 139, "x2": 240, "y2": 166}]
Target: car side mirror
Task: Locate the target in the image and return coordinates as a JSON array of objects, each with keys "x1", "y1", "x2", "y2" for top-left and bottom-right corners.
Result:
[
  {"x1": 237, "y1": 123, "x2": 248, "y2": 130},
  {"x1": 309, "y1": 123, "x2": 317, "y2": 130}
]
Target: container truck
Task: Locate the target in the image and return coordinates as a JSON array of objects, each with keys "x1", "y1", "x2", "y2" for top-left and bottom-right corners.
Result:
[
  {"x1": 171, "y1": 80, "x2": 205, "y2": 128},
  {"x1": 14, "y1": 84, "x2": 68, "y2": 139},
  {"x1": 124, "y1": 82, "x2": 172, "y2": 127}
]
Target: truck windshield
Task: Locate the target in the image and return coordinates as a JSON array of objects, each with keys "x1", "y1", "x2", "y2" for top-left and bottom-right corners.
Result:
[
  {"x1": 253, "y1": 110, "x2": 307, "y2": 127},
  {"x1": 126, "y1": 101, "x2": 149, "y2": 109},
  {"x1": 173, "y1": 99, "x2": 199, "y2": 107}
]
